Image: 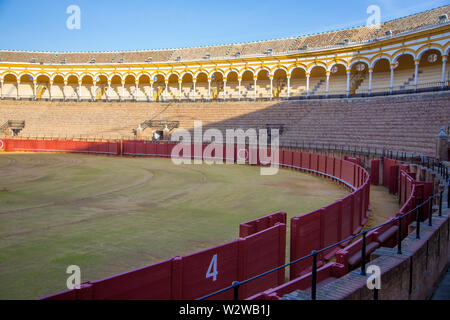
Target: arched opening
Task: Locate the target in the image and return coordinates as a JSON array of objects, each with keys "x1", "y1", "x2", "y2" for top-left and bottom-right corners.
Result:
[
  {"x1": 226, "y1": 71, "x2": 239, "y2": 100},
  {"x1": 256, "y1": 69, "x2": 270, "y2": 99},
  {"x1": 95, "y1": 75, "x2": 108, "y2": 101},
  {"x1": 81, "y1": 75, "x2": 94, "y2": 100},
  {"x1": 290, "y1": 68, "x2": 307, "y2": 97},
  {"x1": 211, "y1": 72, "x2": 223, "y2": 100},
  {"x1": 36, "y1": 75, "x2": 51, "y2": 100},
  {"x1": 65, "y1": 75, "x2": 79, "y2": 100},
  {"x1": 393, "y1": 54, "x2": 415, "y2": 91},
  {"x1": 349, "y1": 62, "x2": 368, "y2": 95},
  {"x1": 273, "y1": 69, "x2": 287, "y2": 98},
  {"x1": 167, "y1": 74, "x2": 179, "y2": 100},
  {"x1": 181, "y1": 73, "x2": 194, "y2": 100},
  {"x1": 309, "y1": 66, "x2": 327, "y2": 96},
  {"x1": 19, "y1": 74, "x2": 33, "y2": 98},
  {"x1": 138, "y1": 75, "x2": 151, "y2": 101},
  {"x1": 110, "y1": 75, "x2": 122, "y2": 101},
  {"x1": 153, "y1": 74, "x2": 166, "y2": 102},
  {"x1": 241, "y1": 70, "x2": 254, "y2": 99},
  {"x1": 328, "y1": 64, "x2": 347, "y2": 95},
  {"x1": 124, "y1": 75, "x2": 136, "y2": 100},
  {"x1": 418, "y1": 49, "x2": 442, "y2": 87},
  {"x1": 52, "y1": 75, "x2": 65, "y2": 100},
  {"x1": 195, "y1": 72, "x2": 208, "y2": 100},
  {"x1": 3, "y1": 74, "x2": 18, "y2": 98},
  {"x1": 371, "y1": 58, "x2": 391, "y2": 93}
]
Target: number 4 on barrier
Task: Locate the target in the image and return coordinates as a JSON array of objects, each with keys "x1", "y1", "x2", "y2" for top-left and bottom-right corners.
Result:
[{"x1": 206, "y1": 254, "x2": 218, "y2": 282}]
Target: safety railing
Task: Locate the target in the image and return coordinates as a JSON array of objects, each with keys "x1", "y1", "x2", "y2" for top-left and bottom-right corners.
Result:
[{"x1": 198, "y1": 190, "x2": 447, "y2": 301}]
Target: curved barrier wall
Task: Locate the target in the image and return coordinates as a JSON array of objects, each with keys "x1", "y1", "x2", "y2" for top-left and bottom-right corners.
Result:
[
  {"x1": 249, "y1": 157, "x2": 437, "y2": 300},
  {"x1": 1, "y1": 138, "x2": 370, "y2": 300}
]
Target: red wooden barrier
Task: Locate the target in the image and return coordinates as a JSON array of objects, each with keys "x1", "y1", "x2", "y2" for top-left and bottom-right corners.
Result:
[
  {"x1": 290, "y1": 210, "x2": 324, "y2": 280},
  {"x1": 292, "y1": 151, "x2": 301, "y2": 168},
  {"x1": 283, "y1": 150, "x2": 293, "y2": 167},
  {"x1": 301, "y1": 152, "x2": 310, "y2": 169},
  {"x1": 239, "y1": 224, "x2": 286, "y2": 298},
  {"x1": 239, "y1": 212, "x2": 287, "y2": 238},
  {"x1": 89, "y1": 259, "x2": 173, "y2": 300},
  {"x1": 320, "y1": 201, "x2": 341, "y2": 260},
  {"x1": 179, "y1": 241, "x2": 240, "y2": 300}
]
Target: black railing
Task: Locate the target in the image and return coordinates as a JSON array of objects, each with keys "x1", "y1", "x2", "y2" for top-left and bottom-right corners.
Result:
[{"x1": 198, "y1": 192, "x2": 446, "y2": 301}]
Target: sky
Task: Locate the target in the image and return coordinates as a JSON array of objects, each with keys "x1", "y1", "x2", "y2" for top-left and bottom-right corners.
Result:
[{"x1": 0, "y1": 0, "x2": 447, "y2": 52}]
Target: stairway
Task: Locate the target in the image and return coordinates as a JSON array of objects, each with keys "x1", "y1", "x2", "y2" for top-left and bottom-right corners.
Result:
[{"x1": 310, "y1": 80, "x2": 325, "y2": 95}]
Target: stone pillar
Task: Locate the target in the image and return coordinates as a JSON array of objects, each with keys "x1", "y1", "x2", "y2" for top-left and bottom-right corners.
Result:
[
  {"x1": 414, "y1": 60, "x2": 419, "y2": 92},
  {"x1": 390, "y1": 64, "x2": 395, "y2": 94},
  {"x1": 63, "y1": 80, "x2": 68, "y2": 100},
  {"x1": 325, "y1": 71, "x2": 330, "y2": 98},
  {"x1": 223, "y1": 80, "x2": 227, "y2": 100},
  {"x1": 208, "y1": 79, "x2": 211, "y2": 101},
  {"x1": 238, "y1": 78, "x2": 242, "y2": 101},
  {"x1": 164, "y1": 81, "x2": 169, "y2": 101},
  {"x1": 33, "y1": 81, "x2": 37, "y2": 100},
  {"x1": 135, "y1": 81, "x2": 139, "y2": 102},
  {"x1": 287, "y1": 75, "x2": 291, "y2": 99},
  {"x1": 107, "y1": 81, "x2": 111, "y2": 101},
  {"x1": 441, "y1": 55, "x2": 447, "y2": 88},
  {"x1": 269, "y1": 75, "x2": 273, "y2": 100},
  {"x1": 0, "y1": 80, "x2": 3, "y2": 99},
  {"x1": 150, "y1": 80, "x2": 154, "y2": 101},
  {"x1": 306, "y1": 73, "x2": 310, "y2": 97},
  {"x1": 346, "y1": 70, "x2": 350, "y2": 97},
  {"x1": 193, "y1": 79, "x2": 196, "y2": 101},
  {"x1": 368, "y1": 68, "x2": 373, "y2": 95},
  {"x1": 436, "y1": 126, "x2": 449, "y2": 161},
  {"x1": 254, "y1": 77, "x2": 257, "y2": 100}
]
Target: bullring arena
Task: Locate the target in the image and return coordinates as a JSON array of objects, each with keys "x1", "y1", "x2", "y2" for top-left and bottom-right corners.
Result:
[{"x1": 0, "y1": 4, "x2": 450, "y2": 301}]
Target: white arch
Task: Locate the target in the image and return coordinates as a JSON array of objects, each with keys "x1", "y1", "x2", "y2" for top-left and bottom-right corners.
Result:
[
  {"x1": 417, "y1": 46, "x2": 444, "y2": 60},
  {"x1": 80, "y1": 74, "x2": 95, "y2": 83},
  {"x1": 65, "y1": 74, "x2": 80, "y2": 82},
  {"x1": 348, "y1": 58, "x2": 370, "y2": 71},
  {"x1": 1, "y1": 72, "x2": 19, "y2": 81},
  {"x1": 327, "y1": 61, "x2": 347, "y2": 72},
  {"x1": 255, "y1": 67, "x2": 272, "y2": 77},
  {"x1": 392, "y1": 51, "x2": 416, "y2": 63},
  {"x1": 239, "y1": 69, "x2": 255, "y2": 78},
  {"x1": 179, "y1": 71, "x2": 194, "y2": 80},
  {"x1": 288, "y1": 65, "x2": 307, "y2": 75},
  {"x1": 108, "y1": 73, "x2": 123, "y2": 82},
  {"x1": 51, "y1": 73, "x2": 65, "y2": 81},
  {"x1": 370, "y1": 55, "x2": 391, "y2": 69},
  {"x1": 193, "y1": 70, "x2": 208, "y2": 79},
  {"x1": 209, "y1": 69, "x2": 225, "y2": 78},
  {"x1": 307, "y1": 64, "x2": 327, "y2": 74},
  {"x1": 137, "y1": 73, "x2": 152, "y2": 83},
  {"x1": 272, "y1": 66, "x2": 288, "y2": 76},
  {"x1": 224, "y1": 69, "x2": 239, "y2": 78}
]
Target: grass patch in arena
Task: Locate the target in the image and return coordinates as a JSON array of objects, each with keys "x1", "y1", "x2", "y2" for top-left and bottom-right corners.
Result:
[{"x1": 0, "y1": 153, "x2": 350, "y2": 299}]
